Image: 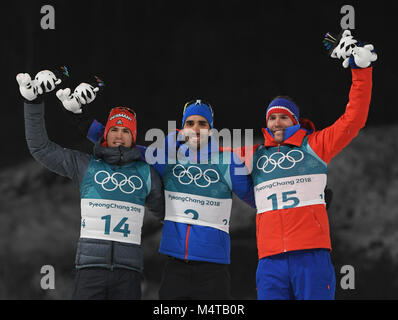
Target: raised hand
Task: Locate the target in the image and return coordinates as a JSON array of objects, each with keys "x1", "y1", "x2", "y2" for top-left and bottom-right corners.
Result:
[
  {"x1": 16, "y1": 73, "x2": 38, "y2": 101},
  {"x1": 34, "y1": 70, "x2": 62, "y2": 95},
  {"x1": 344, "y1": 44, "x2": 378, "y2": 69},
  {"x1": 73, "y1": 83, "x2": 100, "y2": 105},
  {"x1": 324, "y1": 30, "x2": 377, "y2": 69},
  {"x1": 16, "y1": 69, "x2": 62, "y2": 101},
  {"x1": 57, "y1": 82, "x2": 100, "y2": 114},
  {"x1": 56, "y1": 88, "x2": 83, "y2": 114}
]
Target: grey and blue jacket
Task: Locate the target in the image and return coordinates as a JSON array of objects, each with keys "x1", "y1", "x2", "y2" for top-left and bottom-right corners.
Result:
[{"x1": 24, "y1": 102, "x2": 165, "y2": 272}]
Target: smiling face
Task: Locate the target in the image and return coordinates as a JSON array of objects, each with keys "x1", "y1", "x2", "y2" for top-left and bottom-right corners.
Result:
[
  {"x1": 106, "y1": 126, "x2": 133, "y2": 148},
  {"x1": 182, "y1": 115, "x2": 211, "y2": 149},
  {"x1": 267, "y1": 112, "x2": 295, "y2": 143}
]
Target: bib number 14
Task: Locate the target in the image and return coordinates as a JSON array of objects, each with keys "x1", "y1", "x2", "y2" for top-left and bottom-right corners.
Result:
[
  {"x1": 101, "y1": 215, "x2": 131, "y2": 238},
  {"x1": 267, "y1": 191, "x2": 300, "y2": 210}
]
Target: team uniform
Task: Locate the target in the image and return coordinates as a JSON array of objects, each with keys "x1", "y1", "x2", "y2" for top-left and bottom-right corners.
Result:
[
  {"x1": 154, "y1": 132, "x2": 255, "y2": 299},
  {"x1": 86, "y1": 100, "x2": 256, "y2": 299},
  {"x1": 236, "y1": 67, "x2": 373, "y2": 299},
  {"x1": 24, "y1": 101, "x2": 164, "y2": 299}
]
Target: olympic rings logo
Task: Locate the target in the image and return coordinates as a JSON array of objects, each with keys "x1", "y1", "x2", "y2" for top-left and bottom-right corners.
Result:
[
  {"x1": 256, "y1": 150, "x2": 304, "y2": 173},
  {"x1": 172, "y1": 164, "x2": 220, "y2": 188},
  {"x1": 94, "y1": 171, "x2": 143, "y2": 194}
]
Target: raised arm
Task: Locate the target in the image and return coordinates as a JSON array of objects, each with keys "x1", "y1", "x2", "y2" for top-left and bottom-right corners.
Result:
[
  {"x1": 309, "y1": 30, "x2": 376, "y2": 164},
  {"x1": 24, "y1": 100, "x2": 91, "y2": 185},
  {"x1": 308, "y1": 66, "x2": 373, "y2": 164}
]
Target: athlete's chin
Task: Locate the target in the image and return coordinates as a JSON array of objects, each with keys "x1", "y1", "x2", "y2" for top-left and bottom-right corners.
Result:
[
  {"x1": 273, "y1": 133, "x2": 284, "y2": 143},
  {"x1": 186, "y1": 139, "x2": 206, "y2": 150}
]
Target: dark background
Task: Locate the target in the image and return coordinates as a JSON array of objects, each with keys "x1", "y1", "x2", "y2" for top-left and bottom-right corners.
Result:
[{"x1": 1, "y1": 0, "x2": 398, "y2": 300}]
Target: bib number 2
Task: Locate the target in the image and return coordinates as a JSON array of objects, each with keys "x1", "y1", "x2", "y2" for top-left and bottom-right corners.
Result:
[
  {"x1": 267, "y1": 191, "x2": 300, "y2": 210},
  {"x1": 184, "y1": 209, "x2": 199, "y2": 220}
]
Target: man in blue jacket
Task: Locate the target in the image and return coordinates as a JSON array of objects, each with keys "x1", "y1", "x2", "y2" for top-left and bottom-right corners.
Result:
[
  {"x1": 154, "y1": 100, "x2": 255, "y2": 299},
  {"x1": 76, "y1": 99, "x2": 256, "y2": 299}
]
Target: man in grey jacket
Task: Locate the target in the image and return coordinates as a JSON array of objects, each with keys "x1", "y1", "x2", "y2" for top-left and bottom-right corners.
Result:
[{"x1": 18, "y1": 71, "x2": 165, "y2": 299}]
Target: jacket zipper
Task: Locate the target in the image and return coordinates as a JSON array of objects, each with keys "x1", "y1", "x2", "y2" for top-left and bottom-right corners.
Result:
[
  {"x1": 280, "y1": 213, "x2": 287, "y2": 253},
  {"x1": 185, "y1": 225, "x2": 191, "y2": 260},
  {"x1": 277, "y1": 144, "x2": 287, "y2": 252},
  {"x1": 119, "y1": 146, "x2": 124, "y2": 165}
]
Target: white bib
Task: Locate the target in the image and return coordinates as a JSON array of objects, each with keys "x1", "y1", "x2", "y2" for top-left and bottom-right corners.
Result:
[
  {"x1": 165, "y1": 191, "x2": 232, "y2": 233},
  {"x1": 80, "y1": 198, "x2": 145, "y2": 244},
  {"x1": 254, "y1": 174, "x2": 327, "y2": 214}
]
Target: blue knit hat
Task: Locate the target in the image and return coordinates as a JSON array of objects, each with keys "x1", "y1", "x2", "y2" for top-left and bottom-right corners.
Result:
[
  {"x1": 266, "y1": 97, "x2": 299, "y2": 125},
  {"x1": 181, "y1": 99, "x2": 214, "y2": 128}
]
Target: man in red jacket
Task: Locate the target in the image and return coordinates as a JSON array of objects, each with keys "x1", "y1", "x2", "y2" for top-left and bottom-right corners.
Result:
[{"x1": 247, "y1": 30, "x2": 376, "y2": 299}]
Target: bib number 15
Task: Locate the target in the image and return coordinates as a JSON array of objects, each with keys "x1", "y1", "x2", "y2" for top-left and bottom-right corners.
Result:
[{"x1": 267, "y1": 191, "x2": 300, "y2": 210}]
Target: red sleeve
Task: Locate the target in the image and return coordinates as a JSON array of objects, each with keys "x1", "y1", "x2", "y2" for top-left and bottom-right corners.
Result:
[
  {"x1": 307, "y1": 67, "x2": 373, "y2": 164},
  {"x1": 220, "y1": 144, "x2": 259, "y2": 172}
]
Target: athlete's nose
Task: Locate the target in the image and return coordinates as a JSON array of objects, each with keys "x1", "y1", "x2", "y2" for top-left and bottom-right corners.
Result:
[
  {"x1": 191, "y1": 123, "x2": 201, "y2": 135},
  {"x1": 274, "y1": 117, "x2": 282, "y2": 126},
  {"x1": 115, "y1": 129, "x2": 124, "y2": 138}
]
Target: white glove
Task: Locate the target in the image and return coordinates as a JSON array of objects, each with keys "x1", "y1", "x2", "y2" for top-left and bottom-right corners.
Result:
[
  {"x1": 343, "y1": 44, "x2": 378, "y2": 69},
  {"x1": 56, "y1": 82, "x2": 100, "y2": 114},
  {"x1": 330, "y1": 30, "x2": 357, "y2": 61},
  {"x1": 56, "y1": 88, "x2": 82, "y2": 114},
  {"x1": 329, "y1": 30, "x2": 377, "y2": 69},
  {"x1": 73, "y1": 83, "x2": 99, "y2": 105},
  {"x1": 16, "y1": 73, "x2": 38, "y2": 101},
  {"x1": 34, "y1": 70, "x2": 62, "y2": 95},
  {"x1": 16, "y1": 70, "x2": 61, "y2": 101}
]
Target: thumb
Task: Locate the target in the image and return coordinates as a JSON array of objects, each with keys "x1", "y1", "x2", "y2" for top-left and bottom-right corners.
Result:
[
  {"x1": 16, "y1": 73, "x2": 30, "y2": 86},
  {"x1": 16, "y1": 73, "x2": 24, "y2": 85},
  {"x1": 56, "y1": 89, "x2": 65, "y2": 100},
  {"x1": 56, "y1": 89, "x2": 69, "y2": 101},
  {"x1": 363, "y1": 44, "x2": 374, "y2": 51},
  {"x1": 64, "y1": 88, "x2": 71, "y2": 97},
  {"x1": 342, "y1": 30, "x2": 352, "y2": 38}
]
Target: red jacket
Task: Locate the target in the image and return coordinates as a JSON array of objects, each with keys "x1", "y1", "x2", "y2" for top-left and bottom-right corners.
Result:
[{"x1": 235, "y1": 67, "x2": 373, "y2": 259}]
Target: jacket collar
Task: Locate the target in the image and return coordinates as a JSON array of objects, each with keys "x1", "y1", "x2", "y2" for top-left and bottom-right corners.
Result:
[
  {"x1": 262, "y1": 118, "x2": 315, "y2": 147},
  {"x1": 93, "y1": 139, "x2": 142, "y2": 165}
]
